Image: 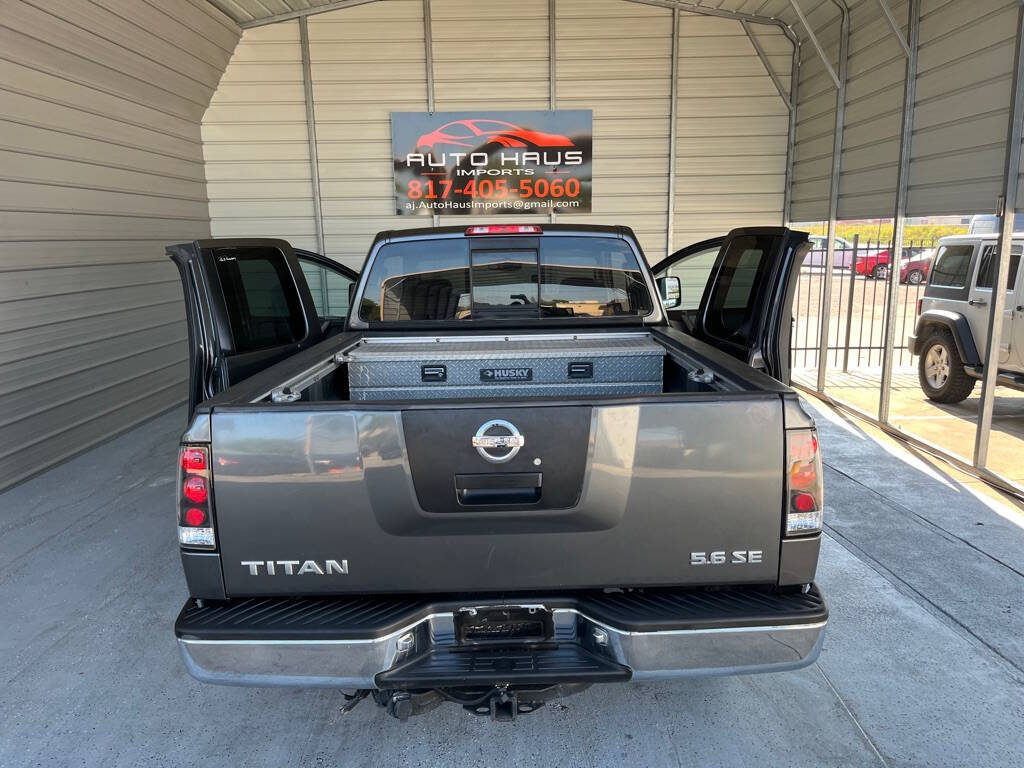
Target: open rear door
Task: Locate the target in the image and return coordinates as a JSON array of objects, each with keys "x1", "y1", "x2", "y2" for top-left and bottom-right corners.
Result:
[
  {"x1": 169, "y1": 238, "x2": 347, "y2": 415},
  {"x1": 653, "y1": 227, "x2": 809, "y2": 384}
]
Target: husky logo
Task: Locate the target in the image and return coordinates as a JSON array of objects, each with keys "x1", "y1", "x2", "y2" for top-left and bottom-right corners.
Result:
[
  {"x1": 241, "y1": 559, "x2": 348, "y2": 576},
  {"x1": 480, "y1": 367, "x2": 533, "y2": 382}
]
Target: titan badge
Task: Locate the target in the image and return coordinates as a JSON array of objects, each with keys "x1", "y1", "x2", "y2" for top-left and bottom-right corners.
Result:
[
  {"x1": 241, "y1": 559, "x2": 348, "y2": 576},
  {"x1": 472, "y1": 419, "x2": 525, "y2": 463}
]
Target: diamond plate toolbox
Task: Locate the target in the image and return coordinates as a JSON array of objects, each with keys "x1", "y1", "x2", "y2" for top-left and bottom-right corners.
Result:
[{"x1": 345, "y1": 332, "x2": 664, "y2": 401}]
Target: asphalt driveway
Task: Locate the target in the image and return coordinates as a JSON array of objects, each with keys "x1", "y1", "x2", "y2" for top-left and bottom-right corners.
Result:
[{"x1": 1, "y1": 401, "x2": 1022, "y2": 767}]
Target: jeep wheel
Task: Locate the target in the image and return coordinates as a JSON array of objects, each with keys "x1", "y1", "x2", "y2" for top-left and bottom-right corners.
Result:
[
  {"x1": 871, "y1": 264, "x2": 889, "y2": 280},
  {"x1": 906, "y1": 269, "x2": 924, "y2": 285},
  {"x1": 918, "y1": 331, "x2": 976, "y2": 403}
]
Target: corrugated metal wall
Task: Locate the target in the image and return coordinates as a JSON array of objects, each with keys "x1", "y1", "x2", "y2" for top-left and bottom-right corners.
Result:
[
  {"x1": 787, "y1": 0, "x2": 1020, "y2": 222},
  {"x1": 789, "y1": 0, "x2": 843, "y2": 223},
  {"x1": 909, "y1": 0, "x2": 1018, "y2": 216},
  {"x1": 205, "y1": 21, "x2": 318, "y2": 249},
  {"x1": 836, "y1": 0, "x2": 907, "y2": 219},
  {"x1": 311, "y1": 0, "x2": 429, "y2": 263},
  {"x1": 672, "y1": 14, "x2": 791, "y2": 254},
  {"x1": 555, "y1": 0, "x2": 673, "y2": 263},
  {"x1": 203, "y1": 0, "x2": 794, "y2": 268},
  {"x1": 0, "y1": 0, "x2": 239, "y2": 488}
]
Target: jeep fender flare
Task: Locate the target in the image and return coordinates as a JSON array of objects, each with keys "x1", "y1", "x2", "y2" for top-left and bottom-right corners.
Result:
[{"x1": 912, "y1": 309, "x2": 981, "y2": 365}]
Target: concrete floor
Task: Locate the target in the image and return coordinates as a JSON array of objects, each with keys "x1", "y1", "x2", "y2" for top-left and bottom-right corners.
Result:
[
  {"x1": 794, "y1": 368, "x2": 1024, "y2": 484},
  {"x1": 2, "y1": 401, "x2": 1023, "y2": 767}
]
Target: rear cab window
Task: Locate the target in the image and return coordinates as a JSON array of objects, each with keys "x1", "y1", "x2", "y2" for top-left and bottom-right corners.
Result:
[{"x1": 357, "y1": 236, "x2": 653, "y2": 323}]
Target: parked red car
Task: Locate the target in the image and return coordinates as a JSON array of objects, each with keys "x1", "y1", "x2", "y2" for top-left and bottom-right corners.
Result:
[
  {"x1": 854, "y1": 246, "x2": 932, "y2": 282},
  {"x1": 899, "y1": 250, "x2": 933, "y2": 284},
  {"x1": 853, "y1": 249, "x2": 891, "y2": 279}
]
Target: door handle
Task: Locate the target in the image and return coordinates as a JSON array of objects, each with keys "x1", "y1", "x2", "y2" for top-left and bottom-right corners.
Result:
[{"x1": 968, "y1": 298, "x2": 988, "y2": 307}]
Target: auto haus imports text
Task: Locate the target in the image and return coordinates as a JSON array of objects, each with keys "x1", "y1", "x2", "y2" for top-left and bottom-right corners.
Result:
[{"x1": 406, "y1": 149, "x2": 584, "y2": 172}]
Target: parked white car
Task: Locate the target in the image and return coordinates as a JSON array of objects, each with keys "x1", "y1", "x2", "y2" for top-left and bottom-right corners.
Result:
[
  {"x1": 803, "y1": 235, "x2": 884, "y2": 270},
  {"x1": 804, "y1": 235, "x2": 855, "y2": 269}
]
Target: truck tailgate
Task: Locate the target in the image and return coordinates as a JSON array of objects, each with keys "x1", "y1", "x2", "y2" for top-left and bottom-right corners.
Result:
[{"x1": 210, "y1": 397, "x2": 785, "y2": 595}]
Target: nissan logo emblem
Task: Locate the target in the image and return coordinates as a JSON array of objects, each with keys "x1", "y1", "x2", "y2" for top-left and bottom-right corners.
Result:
[{"x1": 471, "y1": 419, "x2": 525, "y2": 463}]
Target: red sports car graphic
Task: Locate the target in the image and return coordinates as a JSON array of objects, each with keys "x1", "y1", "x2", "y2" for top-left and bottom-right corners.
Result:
[{"x1": 416, "y1": 119, "x2": 574, "y2": 150}]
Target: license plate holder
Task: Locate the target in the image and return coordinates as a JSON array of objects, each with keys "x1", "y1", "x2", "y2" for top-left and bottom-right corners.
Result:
[{"x1": 455, "y1": 606, "x2": 553, "y2": 646}]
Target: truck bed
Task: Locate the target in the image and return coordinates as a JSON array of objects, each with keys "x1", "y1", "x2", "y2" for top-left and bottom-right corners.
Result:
[{"x1": 246, "y1": 327, "x2": 777, "y2": 407}]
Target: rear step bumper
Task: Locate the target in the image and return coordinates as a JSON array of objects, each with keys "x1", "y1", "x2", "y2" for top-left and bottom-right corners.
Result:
[{"x1": 175, "y1": 585, "x2": 827, "y2": 688}]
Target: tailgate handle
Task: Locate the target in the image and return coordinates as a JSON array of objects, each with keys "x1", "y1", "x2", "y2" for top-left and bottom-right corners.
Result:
[{"x1": 455, "y1": 473, "x2": 541, "y2": 506}]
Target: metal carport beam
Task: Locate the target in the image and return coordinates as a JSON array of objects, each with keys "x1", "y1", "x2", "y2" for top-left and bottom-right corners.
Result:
[
  {"x1": 815, "y1": 1, "x2": 850, "y2": 393},
  {"x1": 626, "y1": 0, "x2": 799, "y2": 42},
  {"x1": 788, "y1": 0, "x2": 841, "y2": 90},
  {"x1": 974, "y1": 3, "x2": 1024, "y2": 468},
  {"x1": 878, "y1": 0, "x2": 921, "y2": 422},
  {"x1": 875, "y1": 0, "x2": 912, "y2": 58},
  {"x1": 783, "y1": 38, "x2": 801, "y2": 225},
  {"x1": 741, "y1": 20, "x2": 793, "y2": 110},
  {"x1": 298, "y1": 17, "x2": 326, "y2": 257},
  {"x1": 666, "y1": 7, "x2": 680, "y2": 254},
  {"x1": 239, "y1": 0, "x2": 380, "y2": 28}
]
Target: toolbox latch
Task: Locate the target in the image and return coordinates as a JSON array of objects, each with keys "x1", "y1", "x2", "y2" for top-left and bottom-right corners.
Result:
[
  {"x1": 421, "y1": 365, "x2": 447, "y2": 382},
  {"x1": 567, "y1": 362, "x2": 593, "y2": 379}
]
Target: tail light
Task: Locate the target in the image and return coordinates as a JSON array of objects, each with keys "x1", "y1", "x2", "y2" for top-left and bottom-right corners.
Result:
[
  {"x1": 916, "y1": 298, "x2": 923, "y2": 315},
  {"x1": 178, "y1": 444, "x2": 215, "y2": 549},
  {"x1": 465, "y1": 225, "x2": 542, "y2": 235},
  {"x1": 785, "y1": 430, "x2": 823, "y2": 535}
]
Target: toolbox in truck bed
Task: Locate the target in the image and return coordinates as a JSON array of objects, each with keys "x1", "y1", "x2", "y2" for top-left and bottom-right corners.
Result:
[{"x1": 343, "y1": 332, "x2": 665, "y2": 400}]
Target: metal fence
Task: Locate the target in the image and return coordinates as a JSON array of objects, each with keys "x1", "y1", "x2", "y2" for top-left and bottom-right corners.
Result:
[{"x1": 790, "y1": 234, "x2": 940, "y2": 371}]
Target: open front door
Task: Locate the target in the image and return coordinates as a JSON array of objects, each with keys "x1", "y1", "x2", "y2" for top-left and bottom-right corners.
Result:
[
  {"x1": 168, "y1": 238, "x2": 356, "y2": 415},
  {"x1": 653, "y1": 227, "x2": 809, "y2": 384}
]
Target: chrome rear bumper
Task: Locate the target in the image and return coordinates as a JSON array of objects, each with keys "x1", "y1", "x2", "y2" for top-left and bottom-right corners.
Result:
[{"x1": 178, "y1": 606, "x2": 826, "y2": 688}]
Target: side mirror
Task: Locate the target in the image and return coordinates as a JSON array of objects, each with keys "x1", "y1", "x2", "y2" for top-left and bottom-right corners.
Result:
[{"x1": 657, "y1": 275, "x2": 681, "y2": 309}]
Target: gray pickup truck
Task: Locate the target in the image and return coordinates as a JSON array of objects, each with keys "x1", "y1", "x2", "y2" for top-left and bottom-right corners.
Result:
[{"x1": 169, "y1": 223, "x2": 826, "y2": 721}]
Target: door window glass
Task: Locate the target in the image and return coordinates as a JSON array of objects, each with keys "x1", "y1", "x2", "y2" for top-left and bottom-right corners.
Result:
[
  {"x1": 930, "y1": 244, "x2": 974, "y2": 288},
  {"x1": 703, "y1": 235, "x2": 773, "y2": 346},
  {"x1": 659, "y1": 246, "x2": 720, "y2": 310},
  {"x1": 213, "y1": 247, "x2": 305, "y2": 354},
  {"x1": 298, "y1": 257, "x2": 355, "y2": 318},
  {"x1": 975, "y1": 244, "x2": 1022, "y2": 290}
]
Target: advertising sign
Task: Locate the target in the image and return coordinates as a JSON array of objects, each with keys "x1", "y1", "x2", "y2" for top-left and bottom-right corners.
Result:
[{"x1": 391, "y1": 110, "x2": 592, "y2": 215}]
